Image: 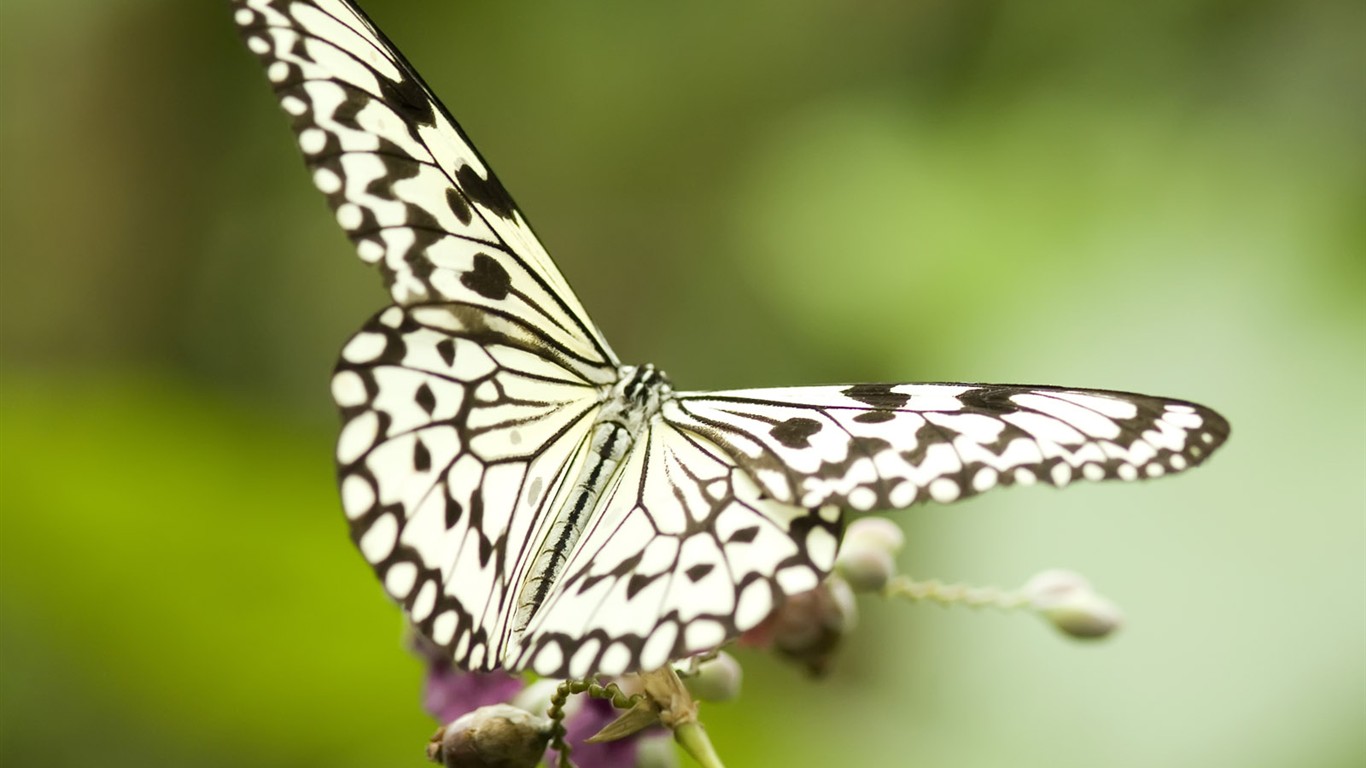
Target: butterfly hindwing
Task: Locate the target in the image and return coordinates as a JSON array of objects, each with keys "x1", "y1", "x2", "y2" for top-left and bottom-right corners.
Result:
[
  {"x1": 510, "y1": 421, "x2": 841, "y2": 678},
  {"x1": 666, "y1": 384, "x2": 1230, "y2": 511},
  {"x1": 333, "y1": 304, "x2": 604, "y2": 670}
]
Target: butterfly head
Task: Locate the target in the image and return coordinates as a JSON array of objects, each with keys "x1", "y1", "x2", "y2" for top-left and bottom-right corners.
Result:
[{"x1": 614, "y1": 364, "x2": 673, "y2": 410}]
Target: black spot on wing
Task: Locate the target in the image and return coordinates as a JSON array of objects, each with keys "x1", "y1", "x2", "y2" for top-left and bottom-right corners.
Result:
[
  {"x1": 436, "y1": 338, "x2": 456, "y2": 367},
  {"x1": 685, "y1": 564, "x2": 714, "y2": 583},
  {"x1": 770, "y1": 417, "x2": 823, "y2": 449},
  {"x1": 460, "y1": 252, "x2": 511, "y2": 300},
  {"x1": 849, "y1": 435, "x2": 893, "y2": 457},
  {"x1": 444, "y1": 496, "x2": 462, "y2": 529},
  {"x1": 627, "y1": 572, "x2": 663, "y2": 599},
  {"x1": 842, "y1": 383, "x2": 909, "y2": 409},
  {"x1": 467, "y1": 494, "x2": 484, "y2": 539},
  {"x1": 445, "y1": 187, "x2": 472, "y2": 225},
  {"x1": 376, "y1": 71, "x2": 437, "y2": 126},
  {"x1": 413, "y1": 439, "x2": 431, "y2": 472},
  {"x1": 956, "y1": 382, "x2": 1027, "y2": 412},
  {"x1": 415, "y1": 382, "x2": 436, "y2": 415},
  {"x1": 853, "y1": 410, "x2": 895, "y2": 424},
  {"x1": 456, "y1": 165, "x2": 517, "y2": 220},
  {"x1": 727, "y1": 526, "x2": 759, "y2": 544}
]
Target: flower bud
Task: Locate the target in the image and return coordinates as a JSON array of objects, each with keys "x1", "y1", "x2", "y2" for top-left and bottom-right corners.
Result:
[
  {"x1": 741, "y1": 579, "x2": 857, "y2": 675},
  {"x1": 842, "y1": 517, "x2": 904, "y2": 556},
  {"x1": 680, "y1": 651, "x2": 743, "y2": 702},
  {"x1": 635, "y1": 733, "x2": 681, "y2": 768},
  {"x1": 1022, "y1": 569, "x2": 1124, "y2": 639},
  {"x1": 830, "y1": 516, "x2": 907, "y2": 587},
  {"x1": 836, "y1": 545, "x2": 898, "y2": 593},
  {"x1": 836, "y1": 517, "x2": 904, "y2": 592},
  {"x1": 427, "y1": 704, "x2": 551, "y2": 768}
]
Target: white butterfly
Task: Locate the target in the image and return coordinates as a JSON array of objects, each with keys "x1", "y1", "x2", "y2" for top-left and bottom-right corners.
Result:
[{"x1": 233, "y1": 0, "x2": 1229, "y2": 679}]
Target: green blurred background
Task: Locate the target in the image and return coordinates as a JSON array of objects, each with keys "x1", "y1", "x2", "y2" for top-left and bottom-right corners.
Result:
[{"x1": 2, "y1": 0, "x2": 1362, "y2": 766}]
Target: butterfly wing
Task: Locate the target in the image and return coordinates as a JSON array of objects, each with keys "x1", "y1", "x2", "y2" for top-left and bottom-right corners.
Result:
[
  {"x1": 233, "y1": 0, "x2": 627, "y2": 669},
  {"x1": 505, "y1": 380, "x2": 1230, "y2": 677},
  {"x1": 508, "y1": 420, "x2": 841, "y2": 678},
  {"x1": 333, "y1": 304, "x2": 608, "y2": 671},
  {"x1": 233, "y1": 0, "x2": 616, "y2": 376},
  {"x1": 666, "y1": 383, "x2": 1230, "y2": 511}
]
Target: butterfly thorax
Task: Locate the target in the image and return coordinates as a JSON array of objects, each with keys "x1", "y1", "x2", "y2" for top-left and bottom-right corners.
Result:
[
  {"x1": 511, "y1": 364, "x2": 673, "y2": 634},
  {"x1": 606, "y1": 364, "x2": 673, "y2": 415}
]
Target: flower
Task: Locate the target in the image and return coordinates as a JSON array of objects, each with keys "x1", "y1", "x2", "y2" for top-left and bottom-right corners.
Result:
[
  {"x1": 424, "y1": 665, "x2": 525, "y2": 726},
  {"x1": 739, "y1": 578, "x2": 857, "y2": 675},
  {"x1": 1021, "y1": 569, "x2": 1124, "y2": 639},
  {"x1": 411, "y1": 626, "x2": 668, "y2": 767},
  {"x1": 427, "y1": 704, "x2": 550, "y2": 768},
  {"x1": 836, "y1": 517, "x2": 905, "y2": 593}
]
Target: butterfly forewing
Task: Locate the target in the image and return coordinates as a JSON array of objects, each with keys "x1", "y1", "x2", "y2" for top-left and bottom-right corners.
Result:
[
  {"x1": 666, "y1": 384, "x2": 1230, "y2": 512},
  {"x1": 234, "y1": 0, "x2": 617, "y2": 376}
]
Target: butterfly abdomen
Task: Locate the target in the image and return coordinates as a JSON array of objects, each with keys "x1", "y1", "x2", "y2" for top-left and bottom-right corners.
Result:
[{"x1": 511, "y1": 365, "x2": 672, "y2": 633}]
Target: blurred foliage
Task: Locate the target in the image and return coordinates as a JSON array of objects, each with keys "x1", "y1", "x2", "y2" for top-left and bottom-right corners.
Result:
[{"x1": 1, "y1": 0, "x2": 1362, "y2": 766}]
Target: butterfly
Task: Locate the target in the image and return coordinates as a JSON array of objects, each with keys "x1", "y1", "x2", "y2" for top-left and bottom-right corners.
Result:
[{"x1": 232, "y1": 0, "x2": 1230, "y2": 680}]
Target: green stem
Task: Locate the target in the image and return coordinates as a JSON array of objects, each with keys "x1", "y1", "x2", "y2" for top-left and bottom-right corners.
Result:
[
  {"x1": 674, "y1": 720, "x2": 726, "y2": 768},
  {"x1": 884, "y1": 575, "x2": 1026, "y2": 610}
]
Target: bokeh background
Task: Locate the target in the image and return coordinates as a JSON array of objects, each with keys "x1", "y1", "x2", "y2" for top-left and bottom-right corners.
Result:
[{"x1": 2, "y1": 1, "x2": 1362, "y2": 766}]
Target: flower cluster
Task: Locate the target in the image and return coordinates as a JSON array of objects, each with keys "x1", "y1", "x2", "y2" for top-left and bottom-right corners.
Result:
[
  {"x1": 415, "y1": 517, "x2": 1124, "y2": 767},
  {"x1": 413, "y1": 630, "x2": 684, "y2": 768}
]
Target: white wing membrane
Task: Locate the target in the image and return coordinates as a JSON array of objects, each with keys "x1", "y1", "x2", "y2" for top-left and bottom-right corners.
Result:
[
  {"x1": 234, "y1": 0, "x2": 617, "y2": 377},
  {"x1": 333, "y1": 304, "x2": 604, "y2": 671},
  {"x1": 666, "y1": 383, "x2": 1230, "y2": 511},
  {"x1": 509, "y1": 422, "x2": 841, "y2": 678}
]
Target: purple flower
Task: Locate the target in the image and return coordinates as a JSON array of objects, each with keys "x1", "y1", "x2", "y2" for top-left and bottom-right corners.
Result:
[
  {"x1": 423, "y1": 663, "x2": 524, "y2": 725},
  {"x1": 413, "y1": 630, "x2": 666, "y2": 767},
  {"x1": 559, "y1": 697, "x2": 644, "y2": 768}
]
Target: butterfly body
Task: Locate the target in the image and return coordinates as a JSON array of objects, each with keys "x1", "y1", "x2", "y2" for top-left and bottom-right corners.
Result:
[
  {"x1": 234, "y1": 0, "x2": 1229, "y2": 679},
  {"x1": 513, "y1": 364, "x2": 671, "y2": 633}
]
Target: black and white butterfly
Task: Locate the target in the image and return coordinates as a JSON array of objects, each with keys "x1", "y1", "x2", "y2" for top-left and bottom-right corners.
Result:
[{"x1": 233, "y1": 0, "x2": 1229, "y2": 680}]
